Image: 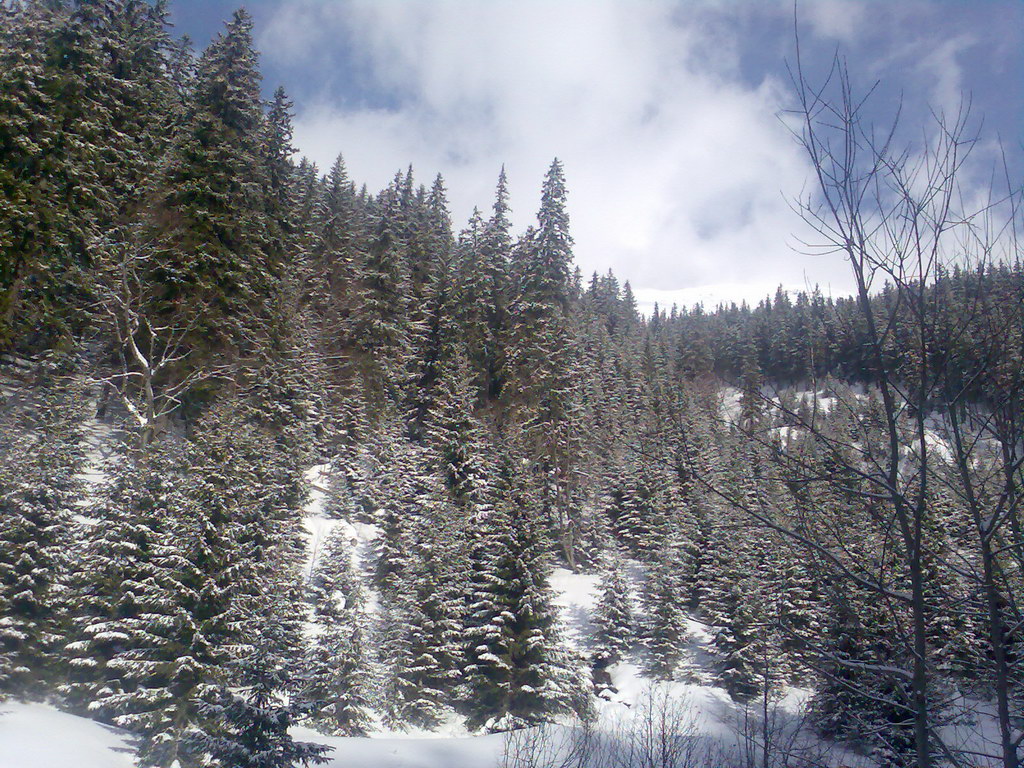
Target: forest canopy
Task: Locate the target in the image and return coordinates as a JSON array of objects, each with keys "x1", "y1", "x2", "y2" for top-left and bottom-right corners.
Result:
[{"x1": 1, "y1": 3, "x2": 1022, "y2": 768}]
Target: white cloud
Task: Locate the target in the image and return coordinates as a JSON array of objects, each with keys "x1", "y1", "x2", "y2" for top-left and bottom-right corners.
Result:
[
  {"x1": 261, "y1": 0, "x2": 859, "y2": 304},
  {"x1": 803, "y1": 0, "x2": 866, "y2": 45},
  {"x1": 917, "y1": 34, "x2": 975, "y2": 114}
]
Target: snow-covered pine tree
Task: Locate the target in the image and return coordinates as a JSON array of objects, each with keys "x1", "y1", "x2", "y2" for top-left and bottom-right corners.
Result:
[
  {"x1": 300, "y1": 527, "x2": 373, "y2": 736},
  {"x1": 678, "y1": 496, "x2": 715, "y2": 612},
  {"x1": 450, "y1": 209, "x2": 489, "y2": 396},
  {"x1": 61, "y1": 437, "x2": 184, "y2": 717},
  {"x1": 91, "y1": 477, "x2": 220, "y2": 768},
  {"x1": 773, "y1": 547, "x2": 823, "y2": 681},
  {"x1": 368, "y1": 424, "x2": 419, "y2": 593},
  {"x1": 410, "y1": 486, "x2": 470, "y2": 699},
  {"x1": 261, "y1": 86, "x2": 297, "y2": 248},
  {"x1": 0, "y1": 373, "x2": 86, "y2": 698},
  {"x1": 0, "y1": 2, "x2": 70, "y2": 345},
  {"x1": 592, "y1": 552, "x2": 635, "y2": 664},
  {"x1": 82, "y1": 395, "x2": 307, "y2": 768},
  {"x1": 737, "y1": 335, "x2": 770, "y2": 434},
  {"x1": 0, "y1": 1, "x2": 177, "y2": 344},
  {"x1": 303, "y1": 154, "x2": 367, "y2": 441},
  {"x1": 424, "y1": 348, "x2": 493, "y2": 503},
  {"x1": 809, "y1": 586, "x2": 917, "y2": 768},
  {"x1": 921, "y1": 485, "x2": 983, "y2": 683},
  {"x1": 639, "y1": 545, "x2": 688, "y2": 680},
  {"x1": 69, "y1": 0, "x2": 179, "y2": 223},
  {"x1": 701, "y1": 440, "x2": 791, "y2": 701},
  {"x1": 348, "y1": 174, "x2": 416, "y2": 415},
  {"x1": 145, "y1": 8, "x2": 278, "y2": 361},
  {"x1": 400, "y1": 173, "x2": 457, "y2": 440},
  {"x1": 713, "y1": 580, "x2": 768, "y2": 702},
  {"x1": 477, "y1": 167, "x2": 513, "y2": 401},
  {"x1": 504, "y1": 159, "x2": 585, "y2": 567},
  {"x1": 377, "y1": 595, "x2": 419, "y2": 730},
  {"x1": 379, "y1": 465, "x2": 469, "y2": 729},
  {"x1": 200, "y1": 617, "x2": 329, "y2": 768},
  {"x1": 402, "y1": 171, "x2": 450, "y2": 325},
  {"x1": 611, "y1": 456, "x2": 673, "y2": 558},
  {"x1": 315, "y1": 153, "x2": 361, "y2": 309},
  {"x1": 451, "y1": 169, "x2": 512, "y2": 403},
  {"x1": 462, "y1": 450, "x2": 580, "y2": 730}
]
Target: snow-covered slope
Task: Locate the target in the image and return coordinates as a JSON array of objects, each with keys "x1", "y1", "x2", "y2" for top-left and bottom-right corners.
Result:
[
  {"x1": 295, "y1": 725, "x2": 507, "y2": 768},
  {"x1": 0, "y1": 455, "x2": 978, "y2": 767},
  {"x1": 0, "y1": 437, "x2": 880, "y2": 767},
  {"x1": 0, "y1": 701, "x2": 508, "y2": 768},
  {"x1": 0, "y1": 702, "x2": 138, "y2": 768},
  {"x1": 293, "y1": 466, "x2": 871, "y2": 764}
]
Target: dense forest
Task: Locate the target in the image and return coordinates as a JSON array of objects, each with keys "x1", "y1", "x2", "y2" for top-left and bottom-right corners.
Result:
[{"x1": 1, "y1": 2, "x2": 1023, "y2": 768}]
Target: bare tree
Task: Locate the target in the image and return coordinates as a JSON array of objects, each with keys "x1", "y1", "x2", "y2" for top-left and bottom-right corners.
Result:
[
  {"x1": 725, "y1": 693, "x2": 855, "y2": 768},
  {"x1": 662, "y1": 18, "x2": 1024, "y2": 768},
  {"x1": 754, "y1": 21, "x2": 1024, "y2": 768},
  {"x1": 94, "y1": 232, "x2": 225, "y2": 448},
  {"x1": 501, "y1": 686, "x2": 707, "y2": 768},
  {"x1": 926, "y1": 170, "x2": 1024, "y2": 768},
  {"x1": 499, "y1": 684, "x2": 849, "y2": 768}
]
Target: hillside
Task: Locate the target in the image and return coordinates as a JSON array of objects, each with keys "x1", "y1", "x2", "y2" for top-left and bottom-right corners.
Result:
[{"x1": 2, "y1": 2, "x2": 1023, "y2": 768}]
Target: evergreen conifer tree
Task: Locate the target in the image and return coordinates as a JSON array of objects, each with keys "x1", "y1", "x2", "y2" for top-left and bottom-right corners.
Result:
[
  {"x1": 378, "y1": 465, "x2": 469, "y2": 729},
  {"x1": 0, "y1": 374, "x2": 85, "y2": 697},
  {"x1": 713, "y1": 580, "x2": 770, "y2": 702},
  {"x1": 146, "y1": 9, "x2": 277, "y2": 360},
  {"x1": 462, "y1": 451, "x2": 579, "y2": 730},
  {"x1": 201, "y1": 617, "x2": 328, "y2": 768},
  {"x1": 348, "y1": 179, "x2": 415, "y2": 413},
  {"x1": 639, "y1": 546, "x2": 688, "y2": 680},
  {"x1": 61, "y1": 438, "x2": 183, "y2": 716},
  {"x1": 300, "y1": 527, "x2": 373, "y2": 736},
  {"x1": 505, "y1": 159, "x2": 584, "y2": 566},
  {"x1": 592, "y1": 554, "x2": 635, "y2": 664}
]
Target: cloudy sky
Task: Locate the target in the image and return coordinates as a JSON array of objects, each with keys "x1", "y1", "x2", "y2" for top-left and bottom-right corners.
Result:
[{"x1": 170, "y1": 0, "x2": 1022, "y2": 311}]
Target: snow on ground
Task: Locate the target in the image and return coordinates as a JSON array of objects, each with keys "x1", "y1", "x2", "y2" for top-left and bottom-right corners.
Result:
[
  {"x1": 0, "y1": 692, "x2": 872, "y2": 768},
  {"x1": 293, "y1": 725, "x2": 508, "y2": 766},
  {"x1": 936, "y1": 696, "x2": 1008, "y2": 768},
  {"x1": 720, "y1": 386, "x2": 742, "y2": 423},
  {"x1": 77, "y1": 418, "x2": 115, "y2": 492},
  {"x1": 0, "y1": 701, "x2": 507, "y2": 768},
  {"x1": 593, "y1": 670, "x2": 872, "y2": 767},
  {"x1": 0, "y1": 460, "x2": 971, "y2": 766},
  {"x1": 678, "y1": 617, "x2": 723, "y2": 686},
  {"x1": 795, "y1": 387, "x2": 847, "y2": 415},
  {"x1": 603, "y1": 661, "x2": 733, "y2": 727},
  {"x1": 302, "y1": 463, "x2": 382, "y2": 581},
  {"x1": 0, "y1": 701, "x2": 138, "y2": 768},
  {"x1": 304, "y1": 463, "x2": 333, "y2": 511},
  {"x1": 0, "y1": 681, "x2": 877, "y2": 767},
  {"x1": 304, "y1": 515, "x2": 346, "y2": 580},
  {"x1": 302, "y1": 462, "x2": 344, "y2": 580},
  {"x1": 546, "y1": 558, "x2": 873, "y2": 766},
  {"x1": 549, "y1": 567, "x2": 600, "y2": 649}
]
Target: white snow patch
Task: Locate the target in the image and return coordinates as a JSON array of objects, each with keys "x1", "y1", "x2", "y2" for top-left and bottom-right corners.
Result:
[
  {"x1": 720, "y1": 386, "x2": 742, "y2": 422},
  {"x1": 292, "y1": 725, "x2": 508, "y2": 767},
  {"x1": 301, "y1": 463, "x2": 382, "y2": 580},
  {"x1": 0, "y1": 701, "x2": 511, "y2": 768},
  {"x1": 0, "y1": 702, "x2": 137, "y2": 768},
  {"x1": 75, "y1": 412, "x2": 117, "y2": 503},
  {"x1": 935, "y1": 695, "x2": 1010, "y2": 768},
  {"x1": 304, "y1": 462, "x2": 333, "y2": 517},
  {"x1": 549, "y1": 567, "x2": 600, "y2": 649},
  {"x1": 797, "y1": 389, "x2": 839, "y2": 414}
]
